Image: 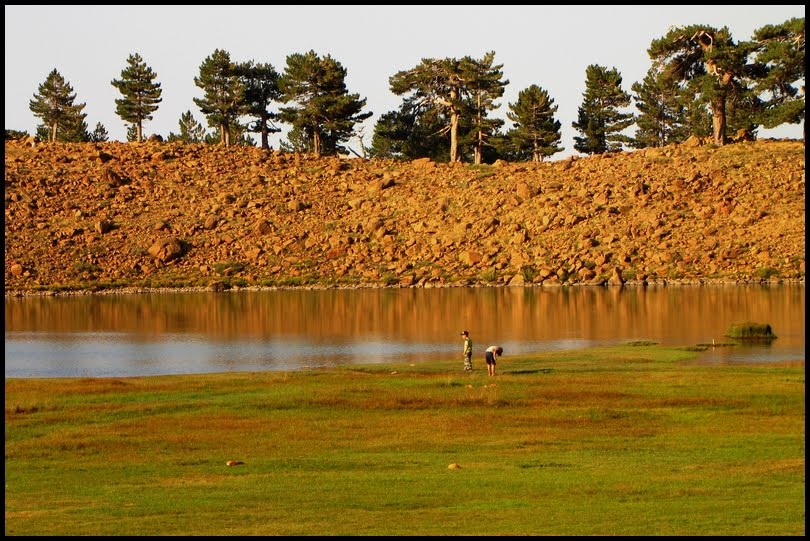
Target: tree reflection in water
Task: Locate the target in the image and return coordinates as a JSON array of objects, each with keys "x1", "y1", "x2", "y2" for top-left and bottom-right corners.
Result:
[{"x1": 4, "y1": 284, "x2": 805, "y2": 377}]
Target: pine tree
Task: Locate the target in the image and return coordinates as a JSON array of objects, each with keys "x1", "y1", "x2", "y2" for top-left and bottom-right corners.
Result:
[
  {"x1": 29, "y1": 69, "x2": 87, "y2": 142},
  {"x1": 505, "y1": 84, "x2": 563, "y2": 162},
  {"x1": 193, "y1": 49, "x2": 245, "y2": 147},
  {"x1": 111, "y1": 53, "x2": 162, "y2": 143},
  {"x1": 89, "y1": 122, "x2": 109, "y2": 142},
  {"x1": 390, "y1": 57, "x2": 468, "y2": 162},
  {"x1": 278, "y1": 50, "x2": 372, "y2": 158},
  {"x1": 572, "y1": 64, "x2": 634, "y2": 154},
  {"x1": 279, "y1": 125, "x2": 312, "y2": 153},
  {"x1": 368, "y1": 99, "x2": 450, "y2": 161},
  {"x1": 167, "y1": 110, "x2": 207, "y2": 143},
  {"x1": 750, "y1": 17, "x2": 805, "y2": 138},
  {"x1": 368, "y1": 111, "x2": 408, "y2": 159},
  {"x1": 238, "y1": 60, "x2": 282, "y2": 150},
  {"x1": 648, "y1": 25, "x2": 759, "y2": 145},
  {"x1": 462, "y1": 51, "x2": 508, "y2": 164},
  {"x1": 631, "y1": 67, "x2": 691, "y2": 148}
]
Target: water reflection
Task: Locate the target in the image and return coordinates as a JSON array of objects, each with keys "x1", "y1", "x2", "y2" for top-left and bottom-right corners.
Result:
[{"x1": 4, "y1": 284, "x2": 805, "y2": 377}]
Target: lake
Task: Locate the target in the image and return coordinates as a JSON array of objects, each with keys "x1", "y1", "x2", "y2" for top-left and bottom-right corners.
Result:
[{"x1": 4, "y1": 284, "x2": 804, "y2": 378}]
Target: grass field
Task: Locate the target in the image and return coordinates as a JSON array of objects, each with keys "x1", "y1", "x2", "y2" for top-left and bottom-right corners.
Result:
[{"x1": 4, "y1": 344, "x2": 805, "y2": 535}]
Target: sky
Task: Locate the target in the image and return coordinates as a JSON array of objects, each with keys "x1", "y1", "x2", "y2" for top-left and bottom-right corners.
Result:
[{"x1": 5, "y1": 5, "x2": 805, "y2": 160}]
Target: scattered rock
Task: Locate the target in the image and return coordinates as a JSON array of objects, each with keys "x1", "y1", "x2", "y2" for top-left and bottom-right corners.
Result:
[{"x1": 3, "y1": 139, "x2": 805, "y2": 292}]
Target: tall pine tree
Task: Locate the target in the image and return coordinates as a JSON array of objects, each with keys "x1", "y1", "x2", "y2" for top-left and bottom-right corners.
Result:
[
  {"x1": 111, "y1": 53, "x2": 162, "y2": 143},
  {"x1": 505, "y1": 84, "x2": 563, "y2": 162},
  {"x1": 572, "y1": 64, "x2": 634, "y2": 154},
  {"x1": 278, "y1": 50, "x2": 372, "y2": 158},
  {"x1": 648, "y1": 25, "x2": 758, "y2": 145},
  {"x1": 238, "y1": 60, "x2": 282, "y2": 150},
  {"x1": 631, "y1": 67, "x2": 691, "y2": 148},
  {"x1": 390, "y1": 57, "x2": 468, "y2": 162},
  {"x1": 29, "y1": 69, "x2": 87, "y2": 143},
  {"x1": 194, "y1": 49, "x2": 245, "y2": 147},
  {"x1": 462, "y1": 51, "x2": 508, "y2": 165}
]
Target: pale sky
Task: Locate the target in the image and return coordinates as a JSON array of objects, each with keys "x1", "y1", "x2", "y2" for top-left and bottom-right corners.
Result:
[{"x1": 4, "y1": 5, "x2": 805, "y2": 159}]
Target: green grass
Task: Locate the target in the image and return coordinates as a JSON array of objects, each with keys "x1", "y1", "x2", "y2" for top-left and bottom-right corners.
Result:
[{"x1": 4, "y1": 344, "x2": 805, "y2": 535}]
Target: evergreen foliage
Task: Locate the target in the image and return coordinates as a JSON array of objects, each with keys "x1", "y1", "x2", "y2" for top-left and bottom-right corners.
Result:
[
  {"x1": 126, "y1": 124, "x2": 138, "y2": 142},
  {"x1": 278, "y1": 50, "x2": 372, "y2": 157},
  {"x1": 461, "y1": 51, "x2": 508, "y2": 164},
  {"x1": 36, "y1": 117, "x2": 90, "y2": 142},
  {"x1": 278, "y1": 125, "x2": 311, "y2": 153},
  {"x1": 648, "y1": 25, "x2": 760, "y2": 145},
  {"x1": 205, "y1": 125, "x2": 256, "y2": 147},
  {"x1": 193, "y1": 49, "x2": 245, "y2": 147},
  {"x1": 390, "y1": 57, "x2": 468, "y2": 162},
  {"x1": 572, "y1": 64, "x2": 634, "y2": 154},
  {"x1": 29, "y1": 69, "x2": 87, "y2": 142},
  {"x1": 725, "y1": 84, "x2": 764, "y2": 137},
  {"x1": 631, "y1": 67, "x2": 691, "y2": 148},
  {"x1": 167, "y1": 110, "x2": 207, "y2": 143},
  {"x1": 505, "y1": 84, "x2": 563, "y2": 161},
  {"x1": 13, "y1": 15, "x2": 804, "y2": 154},
  {"x1": 5, "y1": 129, "x2": 28, "y2": 140},
  {"x1": 368, "y1": 100, "x2": 451, "y2": 161},
  {"x1": 238, "y1": 60, "x2": 282, "y2": 149},
  {"x1": 750, "y1": 17, "x2": 805, "y2": 136},
  {"x1": 111, "y1": 53, "x2": 162, "y2": 143},
  {"x1": 89, "y1": 122, "x2": 109, "y2": 142},
  {"x1": 63, "y1": 119, "x2": 90, "y2": 142}
]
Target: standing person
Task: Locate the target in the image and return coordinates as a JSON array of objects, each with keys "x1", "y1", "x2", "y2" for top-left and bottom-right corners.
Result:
[
  {"x1": 484, "y1": 345, "x2": 503, "y2": 376},
  {"x1": 461, "y1": 331, "x2": 473, "y2": 371}
]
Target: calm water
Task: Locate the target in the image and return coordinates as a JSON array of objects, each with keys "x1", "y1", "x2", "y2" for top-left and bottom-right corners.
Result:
[{"x1": 4, "y1": 284, "x2": 805, "y2": 378}]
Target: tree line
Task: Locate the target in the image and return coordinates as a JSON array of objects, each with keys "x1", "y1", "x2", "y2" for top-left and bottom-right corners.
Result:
[{"x1": 14, "y1": 17, "x2": 805, "y2": 163}]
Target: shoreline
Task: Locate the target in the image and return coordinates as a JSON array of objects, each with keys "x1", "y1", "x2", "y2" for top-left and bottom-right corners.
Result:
[{"x1": 4, "y1": 276, "x2": 805, "y2": 298}]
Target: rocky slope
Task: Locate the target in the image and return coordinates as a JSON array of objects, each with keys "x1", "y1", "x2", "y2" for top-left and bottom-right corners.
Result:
[{"x1": 4, "y1": 137, "x2": 805, "y2": 295}]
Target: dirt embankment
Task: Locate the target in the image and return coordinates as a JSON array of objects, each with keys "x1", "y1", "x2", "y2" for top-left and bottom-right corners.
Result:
[{"x1": 4, "y1": 138, "x2": 805, "y2": 295}]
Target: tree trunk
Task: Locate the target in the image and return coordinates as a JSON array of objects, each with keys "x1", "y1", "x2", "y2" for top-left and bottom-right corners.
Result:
[
  {"x1": 313, "y1": 130, "x2": 321, "y2": 158},
  {"x1": 137, "y1": 122, "x2": 143, "y2": 143},
  {"x1": 50, "y1": 123, "x2": 58, "y2": 143},
  {"x1": 711, "y1": 96, "x2": 727, "y2": 145},
  {"x1": 448, "y1": 86, "x2": 460, "y2": 163},
  {"x1": 260, "y1": 123, "x2": 269, "y2": 150},
  {"x1": 474, "y1": 104, "x2": 483, "y2": 165},
  {"x1": 449, "y1": 111, "x2": 459, "y2": 162}
]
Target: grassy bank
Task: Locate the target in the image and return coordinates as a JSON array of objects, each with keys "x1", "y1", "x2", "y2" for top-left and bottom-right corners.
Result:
[{"x1": 4, "y1": 344, "x2": 805, "y2": 535}]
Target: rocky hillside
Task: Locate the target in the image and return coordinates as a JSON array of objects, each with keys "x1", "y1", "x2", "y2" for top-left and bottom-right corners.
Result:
[{"x1": 4, "y1": 138, "x2": 805, "y2": 295}]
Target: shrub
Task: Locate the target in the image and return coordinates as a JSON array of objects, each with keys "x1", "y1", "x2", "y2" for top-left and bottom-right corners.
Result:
[
  {"x1": 724, "y1": 321, "x2": 777, "y2": 340},
  {"x1": 480, "y1": 268, "x2": 498, "y2": 282},
  {"x1": 520, "y1": 265, "x2": 537, "y2": 282}
]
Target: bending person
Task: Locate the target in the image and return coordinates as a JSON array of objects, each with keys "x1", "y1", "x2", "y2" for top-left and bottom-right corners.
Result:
[{"x1": 484, "y1": 345, "x2": 503, "y2": 376}]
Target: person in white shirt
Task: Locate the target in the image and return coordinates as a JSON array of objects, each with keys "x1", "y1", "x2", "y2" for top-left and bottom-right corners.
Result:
[{"x1": 484, "y1": 345, "x2": 503, "y2": 376}]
